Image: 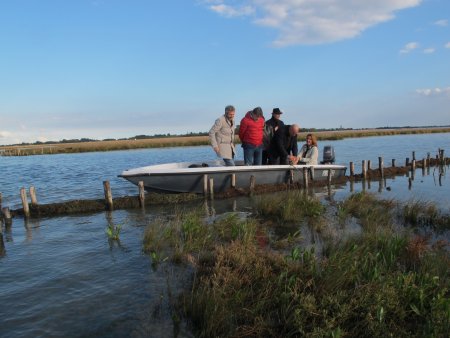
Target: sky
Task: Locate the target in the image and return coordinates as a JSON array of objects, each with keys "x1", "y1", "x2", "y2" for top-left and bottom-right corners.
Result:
[{"x1": 0, "y1": 0, "x2": 449, "y2": 145}]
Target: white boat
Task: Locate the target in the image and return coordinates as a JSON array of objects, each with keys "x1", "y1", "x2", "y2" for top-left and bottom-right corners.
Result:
[{"x1": 119, "y1": 160, "x2": 347, "y2": 194}]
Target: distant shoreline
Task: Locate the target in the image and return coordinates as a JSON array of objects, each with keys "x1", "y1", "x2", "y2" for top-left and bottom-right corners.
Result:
[{"x1": 1, "y1": 126, "x2": 450, "y2": 156}]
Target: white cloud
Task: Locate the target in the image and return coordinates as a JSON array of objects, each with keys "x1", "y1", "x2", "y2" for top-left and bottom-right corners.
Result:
[
  {"x1": 209, "y1": 3, "x2": 254, "y2": 18},
  {"x1": 423, "y1": 48, "x2": 435, "y2": 54},
  {"x1": 416, "y1": 87, "x2": 450, "y2": 97},
  {"x1": 0, "y1": 131, "x2": 12, "y2": 139},
  {"x1": 434, "y1": 19, "x2": 448, "y2": 27},
  {"x1": 400, "y1": 42, "x2": 419, "y2": 54},
  {"x1": 204, "y1": 0, "x2": 422, "y2": 46},
  {"x1": 445, "y1": 42, "x2": 450, "y2": 49}
]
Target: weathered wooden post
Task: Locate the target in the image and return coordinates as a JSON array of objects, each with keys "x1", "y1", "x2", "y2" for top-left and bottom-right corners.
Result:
[
  {"x1": 203, "y1": 174, "x2": 208, "y2": 197},
  {"x1": 427, "y1": 152, "x2": 431, "y2": 167},
  {"x1": 350, "y1": 179, "x2": 354, "y2": 192},
  {"x1": 327, "y1": 169, "x2": 332, "y2": 185},
  {"x1": 138, "y1": 181, "x2": 145, "y2": 207},
  {"x1": 289, "y1": 169, "x2": 294, "y2": 185},
  {"x1": 405, "y1": 157, "x2": 410, "y2": 167},
  {"x1": 302, "y1": 167, "x2": 309, "y2": 188},
  {"x1": 362, "y1": 160, "x2": 367, "y2": 180},
  {"x1": 231, "y1": 174, "x2": 236, "y2": 188},
  {"x1": 412, "y1": 151, "x2": 416, "y2": 161},
  {"x1": 391, "y1": 159, "x2": 396, "y2": 167},
  {"x1": 310, "y1": 167, "x2": 315, "y2": 182},
  {"x1": 378, "y1": 157, "x2": 384, "y2": 179},
  {"x1": 411, "y1": 159, "x2": 416, "y2": 172},
  {"x1": 209, "y1": 178, "x2": 214, "y2": 199},
  {"x1": 2, "y1": 207, "x2": 12, "y2": 226},
  {"x1": 29, "y1": 186, "x2": 38, "y2": 206},
  {"x1": 20, "y1": 187, "x2": 30, "y2": 218},
  {"x1": 103, "y1": 181, "x2": 113, "y2": 210},
  {"x1": 349, "y1": 162, "x2": 354, "y2": 177},
  {"x1": 367, "y1": 160, "x2": 371, "y2": 171},
  {"x1": 249, "y1": 175, "x2": 255, "y2": 193}
]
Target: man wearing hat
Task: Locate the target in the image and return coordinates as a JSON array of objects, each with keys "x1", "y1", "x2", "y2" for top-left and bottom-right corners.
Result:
[{"x1": 262, "y1": 108, "x2": 285, "y2": 164}]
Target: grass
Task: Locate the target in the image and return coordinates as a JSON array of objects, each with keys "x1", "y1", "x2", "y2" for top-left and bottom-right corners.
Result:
[
  {"x1": 2, "y1": 126, "x2": 450, "y2": 156},
  {"x1": 105, "y1": 222, "x2": 122, "y2": 240},
  {"x1": 140, "y1": 192, "x2": 449, "y2": 337}
]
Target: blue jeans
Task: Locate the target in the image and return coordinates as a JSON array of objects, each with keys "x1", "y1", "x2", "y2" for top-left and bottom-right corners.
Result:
[
  {"x1": 242, "y1": 143, "x2": 263, "y2": 165},
  {"x1": 223, "y1": 158, "x2": 235, "y2": 166}
]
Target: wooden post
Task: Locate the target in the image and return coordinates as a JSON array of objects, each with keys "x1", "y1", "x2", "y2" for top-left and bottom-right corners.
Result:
[
  {"x1": 327, "y1": 169, "x2": 332, "y2": 185},
  {"x1": 209, "y1": 178, "x2": 214, "y2": 199},
  {"x1": 406, "y1": 157, "x2": 410, "y2": 167},
  {"x1": 231, "y1": 174, "x2": 236, "y2": 188},
  {"x1": 2, "y1": 207, "x2": 12, "y2": 226},
  {"x1": 203, "y1": 174, "x2": 208, "y2": 197},
  {"x1": 378, "y1": 157, "x2": 384, "y2": 179},
  {"x1": 20, "y1": 187, "x2": 30, "y2": 218},
  {"x1": 412, "y1": 151, "x2": 416, "y2": 161},
  {"x1": 411, "y1": 159, "x2": 416, "y2": 171},
  {"x1": 249, "y1": 175, "x2": 255, "y2": 193},
  {"x1": 103, "y1": 181, "x2": 113, "y2": 210},
  {"x1": 310, "y1": 167, "x2": 315, "y2": 181},
  {"x1": 350, "y1": 179, "x2": 354, "y2": 192},
  {"x1": 138, "y1": 181, "x2": 145, "y2": 207},
  {"x1": 349, "y1": 162, "x2": 354, "y2": 177},
  {"x1": 29, "y1": 186, "x2": 38, "y2": 206},
  {"x1": 367, "y1": 160, "x2": 371, "y2": 171},
  {"x1": 427, "y1": 152, "x2": 431, "y2": 167},
  {"x1": 289, "y1": 169, "x2": 294, "y2": 184},
  {"x1": 391, "y1": 159, "x2": 396, "y2": 167},
  {"x1": 302, "y1": 167, "x2": 309, "y2": 188},
  {"x1": 362, "y1": 160, "x2": 367, "y2": 180}
]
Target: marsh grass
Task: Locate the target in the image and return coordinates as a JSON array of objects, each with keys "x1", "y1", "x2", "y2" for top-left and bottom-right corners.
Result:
[
  {"x1": 3, "y1": 127, "x2": 449, "y2": 156},
  {"x1": 255, "y1": 191, "x2": 325, "y2": 223},
  {"x1": 105, "y1": 222, "x2": 122, "y2": 240},
  {"x1": 184, "y1": 232, "x2": 449, "y2": 338},
  {"x1": 403, "y1": 200, "x2": 450, "y2": 231}
]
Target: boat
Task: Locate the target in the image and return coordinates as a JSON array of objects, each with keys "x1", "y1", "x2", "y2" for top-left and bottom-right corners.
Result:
[{"x1": 119, "y1": 160, "x2": 347, "y2": 194}]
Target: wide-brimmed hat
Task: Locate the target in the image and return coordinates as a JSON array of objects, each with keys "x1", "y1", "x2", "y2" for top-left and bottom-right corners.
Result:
[{"x1": 272, "y1": 108, "x2": 283, "y2": 114}]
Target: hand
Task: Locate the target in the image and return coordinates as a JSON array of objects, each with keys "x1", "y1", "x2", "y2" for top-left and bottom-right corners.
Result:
[
  {"x1": 289, "y1": 155, "x2": 299, "y2": 165},
  {"x1": 213, "y1": 146, "x2": 220, "y2": 154}
]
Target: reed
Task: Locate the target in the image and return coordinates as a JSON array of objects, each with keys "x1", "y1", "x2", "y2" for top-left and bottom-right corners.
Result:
[{"x1": 2, "y1": 127, "x2": 449, "y2": 156}]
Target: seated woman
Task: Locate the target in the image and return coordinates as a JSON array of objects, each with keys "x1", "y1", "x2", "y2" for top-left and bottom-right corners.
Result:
[{"x1": 296, "y1": 133, "x2": 318, "y2": 165}]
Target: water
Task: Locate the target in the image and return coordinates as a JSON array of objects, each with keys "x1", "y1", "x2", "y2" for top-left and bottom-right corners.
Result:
[
  {"x1": 0, "y1": 133, "x2": 449, "y2": 337},
  {"x1": 1, "y1": 132, "x2": 449, "y2": 208}
]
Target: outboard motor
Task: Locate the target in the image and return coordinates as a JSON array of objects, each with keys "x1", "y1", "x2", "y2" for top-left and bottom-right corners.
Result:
[{"x1": 321, "y1": 145, "x2": 335, "y2": 164}]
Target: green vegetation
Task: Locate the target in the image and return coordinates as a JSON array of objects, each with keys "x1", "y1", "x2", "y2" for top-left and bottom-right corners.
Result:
[
  {"x1": 105, "y1": 222, "x2": 122, "y2": 240},
  {"x1": 141, "y1": 192, "x2": 449, "y2": 337}
]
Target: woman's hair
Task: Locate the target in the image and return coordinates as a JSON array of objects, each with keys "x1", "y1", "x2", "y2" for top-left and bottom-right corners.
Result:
[
  {"x1": 306, "y1": 133, "x2": 318, "y2": 146},
  {"x1": 252, "y1": 106, "x2": 263, "y2": 118}
]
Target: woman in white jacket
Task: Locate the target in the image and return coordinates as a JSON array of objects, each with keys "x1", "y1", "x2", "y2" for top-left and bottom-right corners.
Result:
[
  {"x1": 209, "y1": 105, "x2": 236, "y2": 166},
  {"x1": 297, "y1": 133, "x2": 318, "y2": 165}
]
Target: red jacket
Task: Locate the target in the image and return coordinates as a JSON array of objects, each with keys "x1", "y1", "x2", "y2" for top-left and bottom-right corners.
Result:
[{"x1": 239, "y1": 111, "x2": 265, "y2": 146}]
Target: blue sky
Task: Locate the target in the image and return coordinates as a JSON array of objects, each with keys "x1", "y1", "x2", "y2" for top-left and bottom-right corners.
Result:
[{"x1": 0, "y1": 0, "x2": 449, "y2": 145}]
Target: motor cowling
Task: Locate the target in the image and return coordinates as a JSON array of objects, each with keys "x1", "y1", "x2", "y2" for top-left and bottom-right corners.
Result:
[{"x1": 321, "y1": 145, "x2": 335, "y2": 164}]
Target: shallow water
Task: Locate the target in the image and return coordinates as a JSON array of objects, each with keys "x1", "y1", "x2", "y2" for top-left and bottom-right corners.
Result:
[{"x1": 0, "y1": 133, "x2": 449, "y2": 337}]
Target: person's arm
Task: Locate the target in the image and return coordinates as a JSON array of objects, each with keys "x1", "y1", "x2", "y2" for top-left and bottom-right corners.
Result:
[
  {"x1": 238, "y1": 118, "x2": 248, "y2": 142},
  {"x1": 297, "y1": 144, "x2": 306, "y2": 162},
  {"x1": 300, "y1": 146, "x2": 318, "y2": 164},
  {"x1": 209, "y1": 118, "x2": 221, "y2": 153}
]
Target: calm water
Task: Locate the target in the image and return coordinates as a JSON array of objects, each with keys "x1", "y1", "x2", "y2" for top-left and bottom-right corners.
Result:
[
  {"x1": 0, "y1": 133, "x2": 449, "y2": 337},
  {"x1": 1, "y1": 132, "x2": 449, "y2": 209}
]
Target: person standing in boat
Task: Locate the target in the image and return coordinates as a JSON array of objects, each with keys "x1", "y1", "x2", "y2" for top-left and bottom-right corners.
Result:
[
  {"x1": 209, "y1": 105, "x2": 236, "y2": 166},
  {"x1": 296, "y1": 133, "x2": 319, "y2": 165},
  {"x1": 262, "y1": 107, "x2": 285, "y2": 164},
  {"x1": 239, "y1": 107, "x2": 265, "y2": 165},
  {"x1": 268, "y1": 124, "x2": 300, "y2": 165}
]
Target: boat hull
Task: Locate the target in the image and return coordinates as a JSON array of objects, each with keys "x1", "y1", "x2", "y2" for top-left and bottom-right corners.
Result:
[{"x1": 120, "y1": 161, "x2": 347, "y2": 194}]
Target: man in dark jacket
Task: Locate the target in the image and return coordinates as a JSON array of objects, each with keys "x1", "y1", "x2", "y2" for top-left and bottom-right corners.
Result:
[
  {"x1": 262, "y1": 108, "x2": 285, "y2": 164},
  {"x1": 268, "y1": 124, "x2": 300, "y2": 165}
]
